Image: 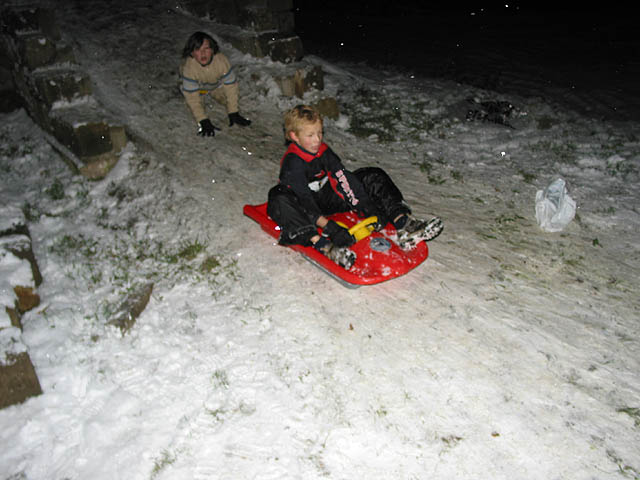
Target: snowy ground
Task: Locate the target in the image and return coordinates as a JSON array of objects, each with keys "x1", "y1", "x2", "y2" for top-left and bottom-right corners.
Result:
[{"x1": 1, "y1": 2, "x2": 639, "y2": 479}]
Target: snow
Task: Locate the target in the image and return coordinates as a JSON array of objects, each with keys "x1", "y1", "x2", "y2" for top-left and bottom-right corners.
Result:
[{"x1": 1, "y1": 2, "x2": 639, "y2": 479}]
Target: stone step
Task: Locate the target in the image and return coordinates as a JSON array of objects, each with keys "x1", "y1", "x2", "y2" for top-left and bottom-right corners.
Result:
[
  {"x1": 177, "y1": 0, "x2": 302, "y2": 63},
  {"x1": 225, "y1": 30, "x2": 303, "y2": 64},
  {"x1": 0, "y1": 212, "x2": 43, "y2": 409},
  {"x1": 0, "y1": 5, "x2": 60, "y2": 40},
  {"x1": 32, "y1": 66, "x2": 92, "y2": 108},
  {"x1": 48, "y1": 101, "x2": 127, "y2": 178},
  {"x1": 12, "y1": 32, "x2": 75, "y2": 70}
]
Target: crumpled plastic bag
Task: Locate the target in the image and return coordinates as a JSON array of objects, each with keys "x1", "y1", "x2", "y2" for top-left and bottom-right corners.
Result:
[{"x1": 535, "y1": 178, "x2": 576, "y2": 232}]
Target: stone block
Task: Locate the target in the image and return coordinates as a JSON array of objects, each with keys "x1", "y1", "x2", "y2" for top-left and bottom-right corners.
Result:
[
  {"x1": 47, "y1": 104, "x2": 127, "y2": 176},
  {"x1": 275, "y1": 75, "x2": 295, "y2": 96},
  {"x1": 5, "y1": 306, "x2": 22, "y2": 330},
  {"x1": 206, "y1": 0, "x2": 241, "y2": 24},
  {"x1": 294, "y1": 65, "x2": 324, "y2": 97},
  {"x1": 79, "y1": 152, "x2": 120, "y2": 180},
  {"x1": 1, "y1": 231, "x2": 41, "y2": 334},
  {"x1": 179, "y1": 0, "x2": 210, "y2": 18},
  {"x1": 1, "y1": 232, "x2": 42, "y2": 287},
  {"x1": 0, "y1": 7, "x2": 60, "y2": 40},
  {"x1": 0, "y1": 352, "x2": 43, "y2": 409},
  {"x1": 33, "y1": 69, "x2": 92, "y2": 107},
  {"x1": 257, "y1": 32, "x2": 303, "y2": 63},
  {"x1": 19, "y1": 34, "x2": 57, "y2": 70},
  {"x1": 275, "y1": 66, "x2": 325, "y2": 97},
  {"x1": 238, "y1": 6, "x2": 278, "y2": 31},
  {"x1": 110, "y1": 125, "x2": 127, "y2": 153},
  {"x1": 107, "y1": 283, "x2": 154, "y2": 334},
  {"x1": 51, "y1": 118, "x2": 113, "y2": 158},
  {"x1": 226, "y1": 33, "x2": 262, "y2": 58},
  {"x1": 13, "y1": 286, "x2": 40, "y2": 313},
  {"x1": 313, "y1": 97, "x2": 340, "y2": 120}
]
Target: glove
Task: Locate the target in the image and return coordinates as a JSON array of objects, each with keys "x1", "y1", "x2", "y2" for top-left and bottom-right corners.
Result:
[
  {"x1": 198, "y1": 119, "x2": 219, "y2": 137},
  {"x1": 322, "y1": 220, "x2": 355, "y2": 247},
  {"x1": 228, "y1": 112, "x2": 251, "y2": 127},
  {"x1": 356, "y1": 207, "x2": 385, "y2": 231}
]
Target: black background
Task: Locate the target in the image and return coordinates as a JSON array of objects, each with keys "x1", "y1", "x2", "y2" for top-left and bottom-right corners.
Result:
[{"x1": 292, "y1": 3, "x2": 639, "y2": 118}]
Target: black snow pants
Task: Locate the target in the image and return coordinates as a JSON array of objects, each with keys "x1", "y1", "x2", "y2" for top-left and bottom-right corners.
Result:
[{"x1": 267, "y1": 167, "x2": 411, "y2": 246}]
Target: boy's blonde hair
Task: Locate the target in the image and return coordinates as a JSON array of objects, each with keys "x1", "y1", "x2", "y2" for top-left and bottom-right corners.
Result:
[{"x1": 284, "y1": 105, "x2": 323, "y2": 141}]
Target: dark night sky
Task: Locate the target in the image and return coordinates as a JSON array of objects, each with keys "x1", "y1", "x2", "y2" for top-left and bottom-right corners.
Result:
[{"x1": 292, "y1": 3, "x2": 639, "y2": 103}]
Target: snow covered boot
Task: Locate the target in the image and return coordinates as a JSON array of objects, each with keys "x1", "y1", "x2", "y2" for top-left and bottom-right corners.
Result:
[
  {"x1": 318, "y1": 242, "x2": 357, "y2": 270},
  {"x1": 396, "y1": 215, "x2": 444, "y2": 249}
]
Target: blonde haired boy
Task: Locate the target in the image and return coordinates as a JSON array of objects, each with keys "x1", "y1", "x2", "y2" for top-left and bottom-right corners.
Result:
[{"x1": 267, "y1": 105, "x2": 443, "y2": 269}]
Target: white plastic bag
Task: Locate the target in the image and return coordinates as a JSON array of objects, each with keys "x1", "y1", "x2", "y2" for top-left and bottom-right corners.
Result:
[{"x1": 535, "y1": 178, "x2": 576, "y2": 232}]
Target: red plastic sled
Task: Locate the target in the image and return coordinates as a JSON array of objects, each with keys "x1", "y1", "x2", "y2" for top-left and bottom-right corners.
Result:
[{"x1": 243, "y1": 202, "x2": 428, "y2": 287}]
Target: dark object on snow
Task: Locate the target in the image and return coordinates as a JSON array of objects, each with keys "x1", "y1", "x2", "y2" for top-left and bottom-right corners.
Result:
[
  {"x1": 465, "y1": 98, "x2": 515, "y2": 128},
  {"x1": 107, "y1": 282, "x2": 154, "y2": 334},
  {"x1": 228, "y1": 112, "x2": 251, "y2": 127},
  {"x1": 0, "y1": 352, "x2": 43, "y2": 409},
  {"x1": 322, "y1": 220, "x2": 355, "y2": 247},
  {"x1": 198, "y1": 119, "x2": 219, "y2": 137}
]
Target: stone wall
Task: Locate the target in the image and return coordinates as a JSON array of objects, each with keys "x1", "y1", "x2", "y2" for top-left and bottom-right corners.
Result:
[
  {"x1": 0, "y1": 6, "x2": 127, "y2": 180},
  {"x1": 181, "y1": 0, "x2": 303, "y2": 63},
  {"x1": 0, "y1": 209, "x2": 43, "y2": 409}
]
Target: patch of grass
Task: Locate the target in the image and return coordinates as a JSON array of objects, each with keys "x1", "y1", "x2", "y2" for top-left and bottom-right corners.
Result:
[
  {"x1": 607, "y1": 449, "x2": 640, "y2": 479},
  {"x1": 450, "y1": 170, "x2": 463, "y2": 182},
  {"x1": 528, "y1": 140, "x2": 577, "y2": 164},
  {"x1": 418, "y1": 161, "x2": 432, "y2": 174},
  {"x1": 200, "y1": 255, "x2": 221, "y2": 273},
  {"x1": 518, "y1": 170, "x2": 536, "y2": 184},
  {"x1": 45, "y1": 178, "x2": 65, "y2": 200},
  {"x1": 75, "y1": 185, "x2": 91, "y2": 207},
  {"x1": 49, "y1": 231, "x2": 239, "y2": 300},
  {"x1": 478, "y1": 232, "x2": 498, "y2": 240},
  {"x1": 151, "y1": 449, "x2": 176, "y2": 479},
  {"x1": 427, "y1": 174, "x2": 446, "y2": 185},
  {"x1": 596, "y1": 206, "x2": 616, "y2": 215},
  {"x1": 205, "y1": 407, "x2": 226, "y2": 422},
  {"x1": 536, "y1": 115, "x2": 559, "y2": 130},
  {"x1": 174, "y1": 239, "x2": 206, "y2": 262},
  {"x1": 344, "y1": 86, "x2": 401, "y2": 142},
  {"x1": 49, "y1": 233, "x2": 99, "y2": 258},
  {"x1": 374, "y1": 405, "x2": 388, "y2": 417},
  {"x1": 212, "y1": 369, "x2": 229, "y2": 389},
  {"x1": 606, "y1": 158, "x2": 636, "y2": 179},
  {"x1": 494, "y1": 213, "x2": 528, "y2": 233},
  {"x1": 22, "y1": 202, "x2": 42, "y2": 222},
  {"x1": 617, "y1": 407, "x2": 640, "y2": 428},
  {"x1": 441, "y1": 435, "x2": 463, "y2": 447}
]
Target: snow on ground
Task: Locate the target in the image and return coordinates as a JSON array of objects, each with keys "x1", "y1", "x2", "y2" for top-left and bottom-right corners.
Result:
[{"x1": 1, "y1": 2, "x2": 639, "y2": 479}]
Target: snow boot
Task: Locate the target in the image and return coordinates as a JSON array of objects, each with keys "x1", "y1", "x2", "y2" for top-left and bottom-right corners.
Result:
[
  {"x1": 396, "y1": 215, "x2": 443, "y2": 249},
  {"x1": 319, "y1": 242, "x2": 356, "y2": 270}
]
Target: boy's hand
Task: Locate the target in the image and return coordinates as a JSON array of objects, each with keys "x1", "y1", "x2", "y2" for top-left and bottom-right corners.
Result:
[
  {"x1": 198, "y1": 119, "x2": 219, "y2": 137},
  {"x1": 323, "y1": 220, "x2": 355, "y2": 247},
  {"x1": 228, "y1": 112, "x2": 251, "y2": 127}
]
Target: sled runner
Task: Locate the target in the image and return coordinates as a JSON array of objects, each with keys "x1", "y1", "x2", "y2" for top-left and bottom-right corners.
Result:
[{"x1": 243, "y1": 202, "x2": 429, "y2": 287}]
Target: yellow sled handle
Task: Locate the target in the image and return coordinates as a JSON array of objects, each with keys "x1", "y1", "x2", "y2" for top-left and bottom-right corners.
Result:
[{"x1": 337, "y1": 216, "x2": 378, "y2": 242}]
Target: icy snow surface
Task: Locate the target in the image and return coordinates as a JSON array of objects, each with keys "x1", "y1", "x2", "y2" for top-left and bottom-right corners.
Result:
[{"x1": 1, "y1": 2, "x2": 639, "y2": 479}]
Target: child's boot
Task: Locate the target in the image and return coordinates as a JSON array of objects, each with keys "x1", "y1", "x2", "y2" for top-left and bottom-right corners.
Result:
[
  {"x1": 395, "y1": 215, "x2": 443, "y2": 249},
  {"x1": 315, "y1": 238, "x2": 356, "y2": 269}
]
